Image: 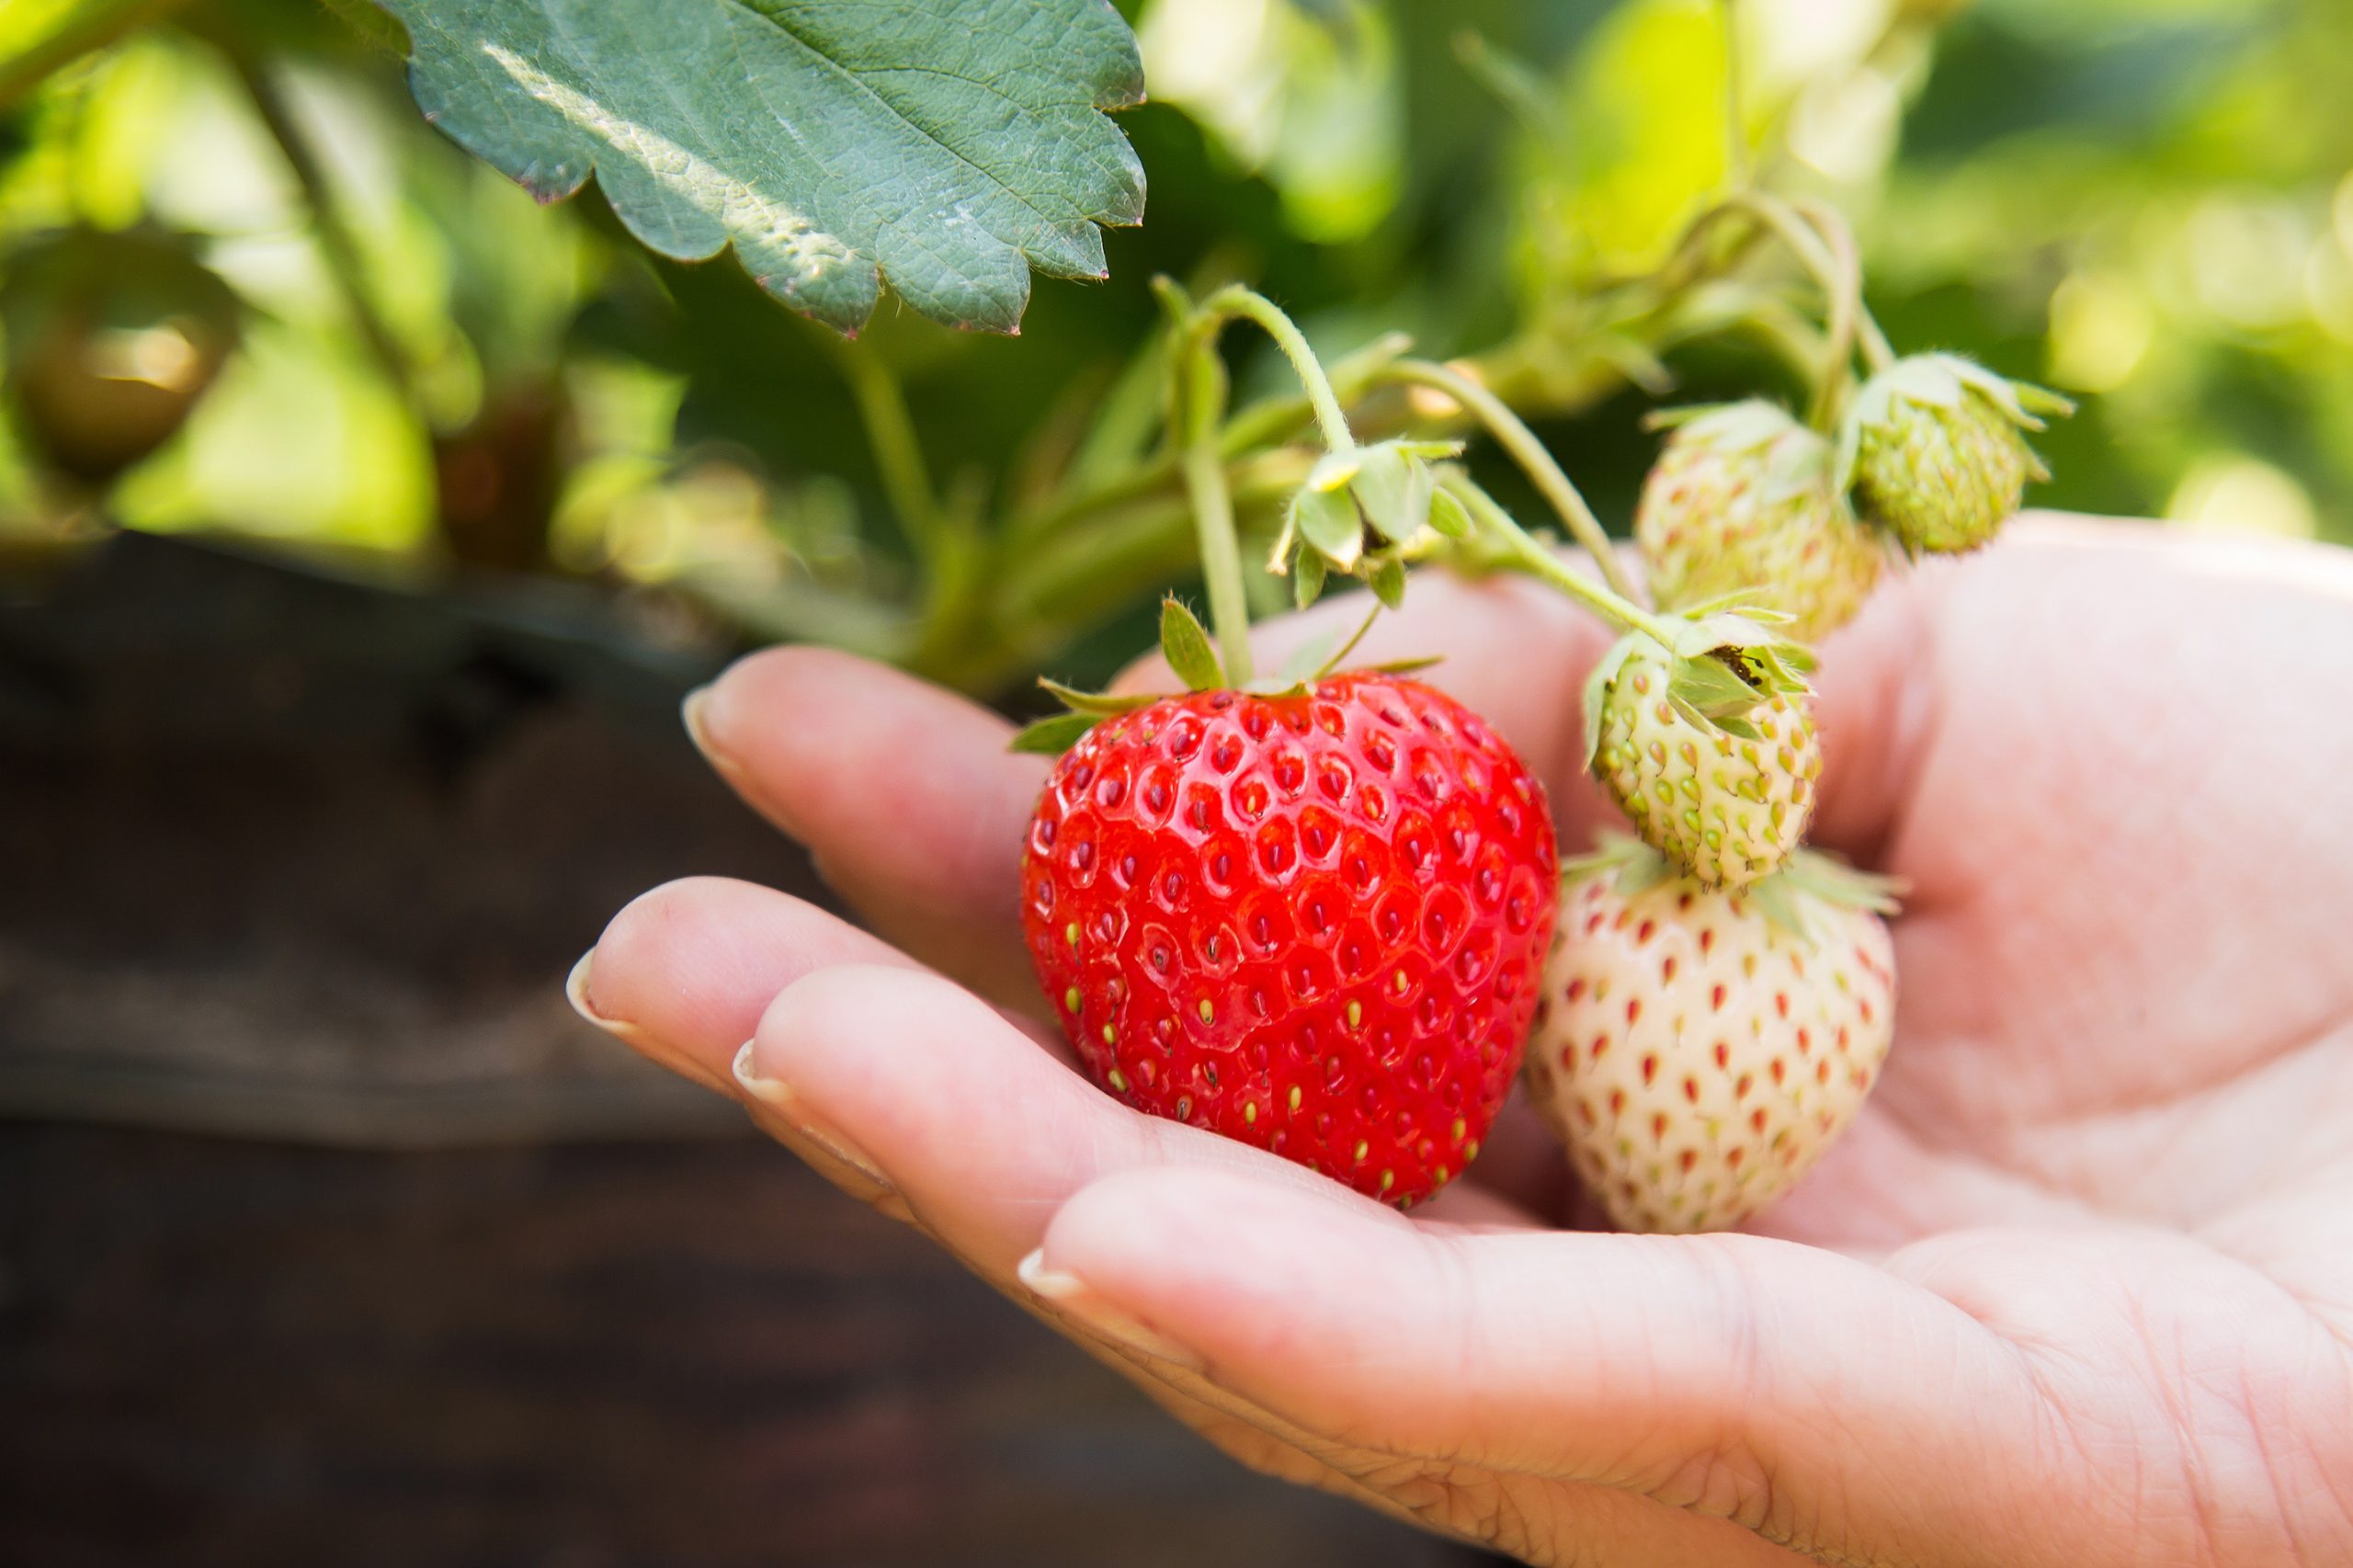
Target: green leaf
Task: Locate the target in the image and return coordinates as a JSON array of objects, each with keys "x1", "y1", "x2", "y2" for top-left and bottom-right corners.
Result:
[
  {"x1": 377, "y1": 0, "x2": 1146, "y2": 335},
  {"x1": 1293, "y1": 548, "x2": 1328, "y2": 610},
  {"x1": 1009, "y1": 711, "x2": 1100, "y2": 755},
  {"x1": 1159, "y1": 597, "x2": 1227, "y2": 692}
]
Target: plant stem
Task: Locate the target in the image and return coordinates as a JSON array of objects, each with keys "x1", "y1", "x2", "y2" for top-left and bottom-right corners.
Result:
[
  {"x1": 1720, "y1": 0, "x2": 1748, "y2": 189},
  {"x1": 220, "y1": 39, "x2": 414, "y2": 406},
  {"x1": 1441, "y1": 474, "x2": 1676, "y2": 645},
  {"x1": 1792, "y1": 196, "x2": 1896, "y2": 372},
  {"x1": 1199, "y1": 286, "x2": 1358, "y2": 454},
  {"x1": 1381, "y1": 357, "x2": 1645, "y2": 604},
  {"x1": 1711, "y1": 189, "x2": 1862, "y2": 427},
  {"x1": 819, "y1": 333, "x2": 951, "y2": 574},
  {"x1": 1174, "y1": 328, "x2": 1256, "y2": 684}
]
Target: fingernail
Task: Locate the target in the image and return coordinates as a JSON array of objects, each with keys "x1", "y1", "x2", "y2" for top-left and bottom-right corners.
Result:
[
  {"x1": 564, "y1": 950, "x2": 735, "y2": 1097},
  {"x1": 1017, "y1": 1248, "x2": 1204, "y2": 1371},
  {"x1": 683, "y1": 685, "x2": 754, "y2": 794},
  {"x1": 732, "y1": 1040, "x2": 894, "y2": 1193}
]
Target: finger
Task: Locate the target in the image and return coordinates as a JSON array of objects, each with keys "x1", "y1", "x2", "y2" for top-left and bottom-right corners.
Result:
[
  {"x1": 1037, "y1": 1164, "x2": 2063, "y2": 1568},
  {"x1": 574, "y1": 877, "x2": 1073, "y2": 1086},
  {"x1": 716, "y1": 957, "x2": 1482, "y2": 1537},
  {"x1": 743, "y1": 963, "x2": 1394, "y2": 1285},
  {"x1": 688, "y1": 648, "x2": 1049, "y2": 1007},
  {"x1": 579, "y1": 879, "x2": 1562, "y2": 1220}
]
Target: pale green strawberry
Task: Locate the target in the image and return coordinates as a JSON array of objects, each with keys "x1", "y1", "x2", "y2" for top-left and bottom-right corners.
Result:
[
  {"x1": 1585, "y1": 626, "x2": 1819, "y2": 888},
  {"x1": 1637, "y1": 401, "x2": 1883, "y2": 642},
  {"x1": 1523, "y1": 841, "x2": 1898, "y2": 1234},
  {"x1": 1842, "y1": 354, "x2": 2073, "y2": 554}
]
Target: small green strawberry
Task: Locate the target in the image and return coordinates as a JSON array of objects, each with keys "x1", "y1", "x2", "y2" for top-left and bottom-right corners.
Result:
[
  {"x1": 1584, "y1": 619, "x2": 1819, "y2": 888},
  {"x1": 1524, "y1": 839, "x2": 1898, "y2": 1233},
  {"x1": 1636, "y1": 400, "x2": 1883, "y2": 642},
  {"x1": 1841, "y1": 354, "x2": 2073, "y2": 554}
]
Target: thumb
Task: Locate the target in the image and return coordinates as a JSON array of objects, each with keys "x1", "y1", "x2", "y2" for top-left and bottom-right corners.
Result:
[{"x1": 1033, "y1": 1165, "x2": 2058, "y2": 1565}]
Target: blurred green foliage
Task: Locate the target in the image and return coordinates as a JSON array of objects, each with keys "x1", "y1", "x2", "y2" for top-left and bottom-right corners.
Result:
[{"x1": 0, "y1": 0, "x2": 2346, "y2": 691}]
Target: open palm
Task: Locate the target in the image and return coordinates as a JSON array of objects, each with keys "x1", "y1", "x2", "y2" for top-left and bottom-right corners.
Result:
[{"x1": 574, "y1": 518, "x2": 2353, "y2": 1566}]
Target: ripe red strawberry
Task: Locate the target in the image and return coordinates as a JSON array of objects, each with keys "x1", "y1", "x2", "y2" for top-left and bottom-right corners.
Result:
[{"x1": 1020, "y1": 673, "x2": 1558, "y2": 1205}]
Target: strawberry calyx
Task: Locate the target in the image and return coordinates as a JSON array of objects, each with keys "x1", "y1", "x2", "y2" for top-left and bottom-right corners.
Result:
[
  {"x1": 1643, "y1": 399, "x2": 1837, "y2": 505},
  {"x1": 1835, "y1": 351, "x2": 2075, "y2": 491},
  {"x1": 1271, "y1": 437, "x2": 1468, "y2": 613},
  {"x1": 1577, "y1": 611, "x2": 1813, "y2": 769},
  {"x1": 1011, "y1": 597, "x2": 1444, "y2": 756},
  {"x1": 1563, "y1": 833, "x2": 1904, "y2": 942}
]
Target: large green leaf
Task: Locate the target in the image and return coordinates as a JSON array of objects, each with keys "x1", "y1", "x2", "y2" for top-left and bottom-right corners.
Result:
[{"x1": 376, "y1": 0, "x2": 1146, "y2": 334}]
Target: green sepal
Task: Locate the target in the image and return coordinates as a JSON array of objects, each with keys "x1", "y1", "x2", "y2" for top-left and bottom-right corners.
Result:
[
  {"x1": 1009, "y1": 711, "x2": 1102, "y2": 755},
  {"x1": 1344, "y1": 437, "x2": 1463, "y2": 545},
  {"x1": 1668, "y1": 653, "x2": 1773, "y2": 723},
  {"x1": 1666, "y1": 612, "x2": 1816, "y2": 691},
  {"x1": 1305, "y1": 449, "x2": 1362, "y2": 493},
  {"x1": 1369, "y1": 554, "x2": 1407, "y2": 609},
  {"x1": 1350, "y1": 443, "x2": 1429, "y2": 544},
  {"x1": 1563, "y1": 835, "x2": 1904, "y2": 944},
  {"x1": 1579, "y1": 634, "x2": 1640, "y2": 768},
  {"x1": 1557, "y1": 832, "x2": 1675, "y2": 895},
  {"x1": 1648, "y1": 400, "x2": 1835, "y2": 506},
  {"x1": 1159, "y1": 597, "x2": 1227, "y2": 692},
  {"x1": 1427, "y1": 484, "x2": 1472, "y2": 540},
  {"x1": 1291, "y1": 483, "x2": 1364, "y2": 571},
  {"x1": 1747, "y1": 849, "x2": 1906, "y2": 942},
  {"x1": 1293, "y1": 548, "x2": 1328, "y2": 609},
  {"x1": 1364, "y1": 654, "x2": 1443, "y2": 676},
  {"x1": 1037, "y1": 678, "x2": 1158, "y2": 716}
]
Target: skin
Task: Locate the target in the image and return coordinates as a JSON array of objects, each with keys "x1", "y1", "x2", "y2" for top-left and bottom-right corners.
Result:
[{"x1": 574, "y1": 517, "x2": 2353, "y2": 1567}]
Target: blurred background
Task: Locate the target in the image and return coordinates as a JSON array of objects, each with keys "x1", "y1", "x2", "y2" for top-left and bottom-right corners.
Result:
[{"x1": 2, "y1": 0, "x2": 2347, "y2": 1562}]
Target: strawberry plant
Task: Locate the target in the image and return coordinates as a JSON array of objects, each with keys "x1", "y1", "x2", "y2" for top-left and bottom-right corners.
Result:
[{"x1": 0, "y1": 0, "x2": 2089, "y2": 1229}]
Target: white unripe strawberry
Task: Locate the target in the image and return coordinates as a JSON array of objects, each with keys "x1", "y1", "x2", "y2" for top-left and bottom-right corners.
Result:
[{"x1": 1525, "y1": 842, "x2": 1897, "y2": 1233}]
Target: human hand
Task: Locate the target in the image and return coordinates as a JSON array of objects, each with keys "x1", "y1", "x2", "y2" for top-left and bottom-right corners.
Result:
[{"x1": 572, "y1": 517, "x2": 2353, "y2": 1566}]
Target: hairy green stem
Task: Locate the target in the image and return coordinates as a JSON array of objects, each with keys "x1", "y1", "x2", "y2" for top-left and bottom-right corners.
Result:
[
  {"x1": 1199, "y1": 286, "x2": 1358, "y2": 454},
  {"x1": 1381, "y1": 357, "x2": 1645, "y2": 604},
  {"x1": 1174, "y1": 328, "x2": 1255, "y2": 683},
  {"x1": 820, "y1": 335, "x2": 951, "y2": 574},
  {"x1": 1711, "y1": 189, "x2": 1863, "y2": 427},
  {"x1": 1442, "y1": 473, "x2": 1677, "y2": 646},
  {"x1": 1792, "y1": 196, "x2": 1896, "y2": 372}
]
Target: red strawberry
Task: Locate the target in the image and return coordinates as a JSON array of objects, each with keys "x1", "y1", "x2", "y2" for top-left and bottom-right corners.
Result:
[{"x1": 1020, "y1": 673, "x2": 1558, "y2": 1205}]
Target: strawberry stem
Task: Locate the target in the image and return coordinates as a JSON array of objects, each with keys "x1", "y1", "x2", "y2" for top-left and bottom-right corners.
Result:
[
  {"x1": 1709, "y1": 189, "x2": 1866, "y2": 427},
  {"x1": 1198, "y1": 286, "x2": 1359, "y2": 456},
  {"x1": 1380, "y1": 357, "x2": 1644, "y2": 605},
  {"x1": 1154, "y1": 278, "x2": 1256, "y2": 684},
  {"x1": 1177, "y1": 336, "x2": 1254, "y2": 684},
  {"x1": 1791, "y1": 196, "x2": 1897, "y2": 373},
  {"x1": 1439, "y1": 472, "x2": 1679, "y2": 646}
]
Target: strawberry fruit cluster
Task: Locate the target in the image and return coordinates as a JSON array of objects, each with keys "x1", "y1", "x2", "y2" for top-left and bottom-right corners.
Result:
[{"x1": 1014, "y1": 195, "x2": 2066, "y2": 1227}]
